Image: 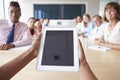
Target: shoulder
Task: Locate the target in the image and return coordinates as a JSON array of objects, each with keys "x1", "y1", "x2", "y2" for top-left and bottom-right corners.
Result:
[
  {"x1": 117, "y1": 21, "x2": 120, "y2": 24},
  {"x1": 100, "y1": 22, "x2": 108, "y2": 28},
  {"x1": 88, "y1": 21, "x2": 93, "y2": 24},
  {"x1": 0, "y1": 19, "x2": 9, "y2": 25},
  {"x1": 116, "y1": 21, "x2": 120, "y2": 26},
  {"x1": 18, "y1": 21, "x2": 28, "y2": 29},
  {"x1": 16, "y1": 21, "x2": 29, "y2": 31},
  {"x1": 115, "y1": 21, "x2": 120, "y2": 30},
  {"x1": 0, "y1": 19, "x2": 8, "y2": 24},
  {"x1": 18, "y1": 21, "x2": 28, "y2": 27},
  {"x1": 0, "y1": 19, "x2": 10, "y2": 29},
  {"x1": 88, "y1": 21, "x2": 94, "y2": 27}
]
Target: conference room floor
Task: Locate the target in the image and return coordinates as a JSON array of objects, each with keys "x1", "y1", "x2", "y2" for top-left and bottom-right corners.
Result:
[{"x1": 0, "y1": 39, "x2": 120, "y2": 80}]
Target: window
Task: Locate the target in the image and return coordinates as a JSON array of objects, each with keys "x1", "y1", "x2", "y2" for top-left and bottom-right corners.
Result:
[
  {"x1": 0, "y1": 0, "x2": 5, "y2": 19},
  {"x1": 34, "y1": 4, "x2": 86, "y2": 19}
]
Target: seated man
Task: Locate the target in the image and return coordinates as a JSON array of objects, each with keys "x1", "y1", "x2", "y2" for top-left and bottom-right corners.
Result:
[
  {"x1": 88, "y1": 15, "x2": 107, "y2": 39},
  {"x1": 0, "y1": 1, "x2": 32, "y2": 50}
]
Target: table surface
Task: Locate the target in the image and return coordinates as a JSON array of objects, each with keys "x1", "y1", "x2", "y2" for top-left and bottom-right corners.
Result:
[{"x1": 0, "y1": 39, "x2": 120, "y2": 80}]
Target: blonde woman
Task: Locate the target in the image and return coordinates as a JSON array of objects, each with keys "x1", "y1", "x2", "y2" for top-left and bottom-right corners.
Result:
[{"x1": 78, "y1": 14, "x2": 94, "y2": 37}]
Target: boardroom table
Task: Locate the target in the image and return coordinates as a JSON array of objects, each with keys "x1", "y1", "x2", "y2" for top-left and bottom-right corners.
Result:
[{"x1": 0, "y1": 39, "x2": 120, "y2": 80}]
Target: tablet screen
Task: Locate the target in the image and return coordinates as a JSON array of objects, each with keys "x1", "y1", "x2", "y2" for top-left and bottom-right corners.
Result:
[{"x1": 42, "y1": 31, "x2": 74, "y2": 66}]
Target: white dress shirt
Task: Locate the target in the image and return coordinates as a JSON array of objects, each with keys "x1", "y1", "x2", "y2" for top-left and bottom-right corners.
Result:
[
  {"x1": 88, "y1": 22, "x2": 107, "y2": 39},
  {"x1": 78, "y1": 21, "x2": 94, "y2": 36},
  {"x1": 95, "y1": 21, "x2": 120, "y2": 44},
  {"x1": 0, "y1": 19, "x2": 32, "y2": 47}
]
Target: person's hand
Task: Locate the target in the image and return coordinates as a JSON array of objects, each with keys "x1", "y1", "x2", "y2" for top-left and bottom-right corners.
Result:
[
  {"x1": 78, "y1": 33, "x2": 84, "y2": 37},
  {"x1": 78, "y1": 39, "x2": 98, "y2": 80},
  {"x1": 94, "y1": 38, "x2": 104, "y2": 45},
  {"x1": 29, "y1": 32, "x2": 42, "y2": 58},
  {"x1": 0, "y1": 44, "x2": 15, "y2": 50}
]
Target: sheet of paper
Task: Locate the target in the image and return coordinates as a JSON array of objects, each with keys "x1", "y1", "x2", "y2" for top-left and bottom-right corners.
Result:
[{"x1": 88, "y1": 45, "x2": 111, "y2": 51}]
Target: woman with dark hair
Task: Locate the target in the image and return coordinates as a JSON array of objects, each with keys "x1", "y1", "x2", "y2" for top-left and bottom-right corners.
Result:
[
  {"x1": 94, "y1": 2, "x2": 120, "y2": 50},
  {"x1": 27, "y1": 17, "x2": 36, "y2": 36},
  {"x1": 34, "y1": 19, "x2": 42, "y2": 33}
]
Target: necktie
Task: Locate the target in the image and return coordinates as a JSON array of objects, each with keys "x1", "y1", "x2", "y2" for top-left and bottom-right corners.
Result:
[{"x1": 6, "y1": 24, "x2": 15, "y2": 44}]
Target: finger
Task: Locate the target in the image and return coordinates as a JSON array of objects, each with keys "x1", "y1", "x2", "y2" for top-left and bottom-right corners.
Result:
[
  {"x1": 2, "y1": 44, "x2": 8, "y2": 50},
  {"x1": 4, "y1": 44, "x2": 9, "y2": 50},
  {"x1": 31, "y1": 32, "x2": 42, "y2": 58},
  {"x1": 31, "y1": 32, "x2": 42, "y2": 51},
  {"x1": 0, "y1": 44, "x2": 3, "y2": 50},
  {"x1": 33, "y1": 32, "x2": 42, "y2": 46},
  {"x1": 36, "y1": 32, "x2": 42, "y2": 41},
  {"x1": 0, "y1": 44, "x2": 5, "y2": 50}
]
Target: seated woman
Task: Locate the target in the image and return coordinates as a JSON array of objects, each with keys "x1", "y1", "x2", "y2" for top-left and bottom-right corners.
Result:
[
  {"x1": 27, "y1": 17, "x2": 36, "y2": 36},
  {"x1": 34, "y1": 19, "x2": 42, "y2": 33},
  {"x1": 94, "y1": 2, "x2": 120, "y2": 50},
  {"x1": 78, "y1": 14, "x2": 94, "y2": 37}
]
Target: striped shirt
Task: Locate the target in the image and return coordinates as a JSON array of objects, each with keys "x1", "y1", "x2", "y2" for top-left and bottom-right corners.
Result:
[{"x1": 0, "y1": 19, "x2": 32, "y2": 47}]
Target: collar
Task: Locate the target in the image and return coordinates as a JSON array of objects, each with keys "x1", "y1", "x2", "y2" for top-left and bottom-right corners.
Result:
[{"x1": 8, "y1": 20, "x2": 19, "y2": 27}]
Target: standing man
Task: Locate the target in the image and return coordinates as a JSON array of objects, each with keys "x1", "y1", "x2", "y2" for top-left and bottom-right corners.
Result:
[{"x1": 0, "y1": 1, "x2": 32, "y2": 50}]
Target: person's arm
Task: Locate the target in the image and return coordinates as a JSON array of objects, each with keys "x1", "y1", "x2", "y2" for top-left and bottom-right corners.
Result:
[
  {"x1": 0, "y1": 33, "x2": 41, "y2": 80},
  {"x1": 78, "y1": 39, "x2": 98, "y2": 80},
  {"x1": 98, "y1": 42, "x2": 120, "y2": 50},
  {"x1": 0, "y1": 44, "x2": 15, "y2": 50},
  {"x1": 94, "y1": 38, "x2": 120, "y2": 50}
]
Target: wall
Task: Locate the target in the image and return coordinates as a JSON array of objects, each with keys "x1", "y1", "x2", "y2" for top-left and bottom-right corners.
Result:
[
  {"x1": 0, "y1": 0, "x2": 5, "y2": 19},
  {"x1": 99, "y1": 0, "x2": 120, "y2": 16},
  {"x1": 4, "y1": 0, "x2": 99, "y2": 23}
]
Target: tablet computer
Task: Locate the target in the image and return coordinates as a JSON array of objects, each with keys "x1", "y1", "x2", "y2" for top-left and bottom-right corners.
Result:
[{"x1": 36, "y1": 27, "x2": 79, "y2": 72}]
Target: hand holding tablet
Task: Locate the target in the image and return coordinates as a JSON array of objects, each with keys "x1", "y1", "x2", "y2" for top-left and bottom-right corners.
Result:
[{"x1": 36, "y1": 27, "x2": 79, "y2": 72}]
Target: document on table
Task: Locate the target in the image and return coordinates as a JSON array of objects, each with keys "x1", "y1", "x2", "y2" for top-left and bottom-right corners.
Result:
[{"x1": 88, "y1": 45, "x2": 111, "y2": 51}]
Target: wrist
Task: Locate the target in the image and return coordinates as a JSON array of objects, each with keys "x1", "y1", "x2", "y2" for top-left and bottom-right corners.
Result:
[
  {"x1": 27, "y1": 47, "x2": 37, "y2": 59},
  {"x1": 10, "y1": 44, "x2": 15, "y2": 48},
  {"x1": 98, "y1": 41, "x2": 101, "y2": 46},
  {"x1": 105, "y1": 43, "x2": 109, "y2": 47}
]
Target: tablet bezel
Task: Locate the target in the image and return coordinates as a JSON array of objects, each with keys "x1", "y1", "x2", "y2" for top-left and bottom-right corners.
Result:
[{"x1": 36, "y1": 27, "x2": 79, "y2": 72}]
